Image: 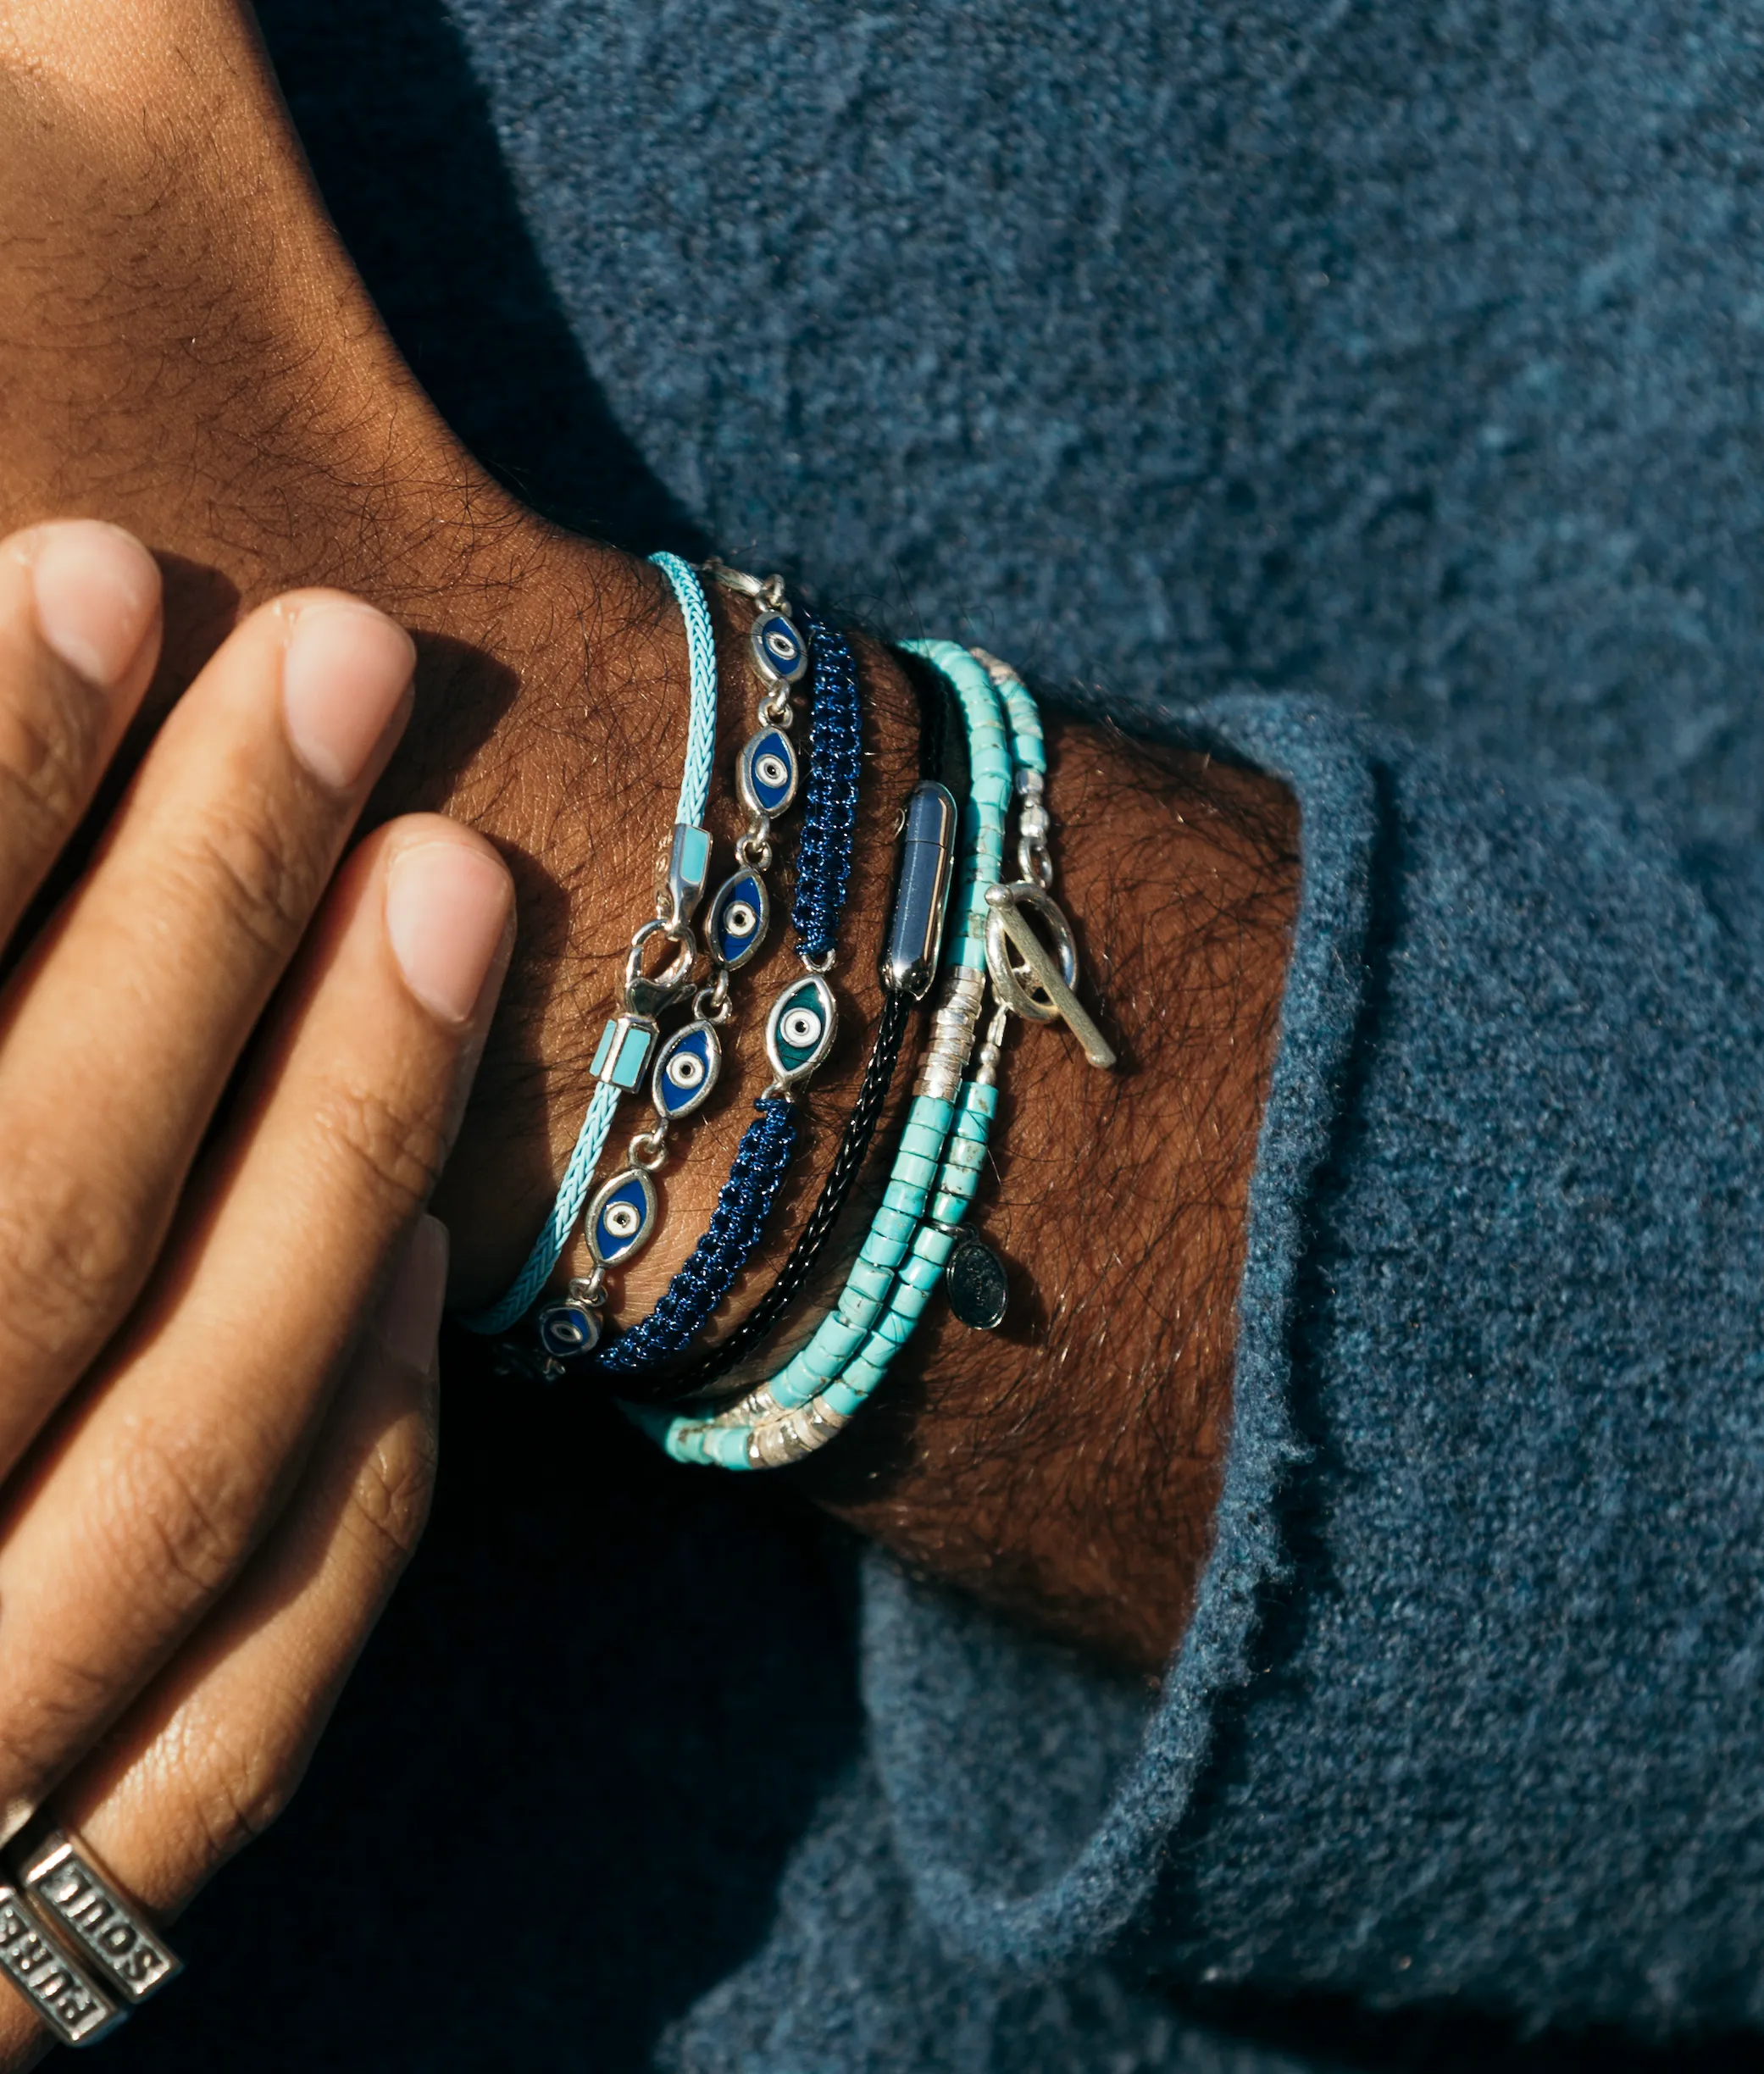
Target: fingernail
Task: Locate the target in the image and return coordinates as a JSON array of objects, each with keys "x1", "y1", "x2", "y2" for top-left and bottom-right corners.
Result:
[
  {"x1": 385, "y1": 840, "x2": 513, "y2": 1025},
  {"x1": 25, "y1": 521, "x2": 161, "y2": 690},
  {"x1": 375, "y1": 1214, "x2": 450, "y2": 1369},
  {"x1": 282, "y1": 601, "x2": 416, "y2": 792}
]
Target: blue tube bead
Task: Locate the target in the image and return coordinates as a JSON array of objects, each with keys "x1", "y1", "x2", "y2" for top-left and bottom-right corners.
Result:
[{"x1": 873, "y1": 1301, "x2": 924, "y2": 1350}]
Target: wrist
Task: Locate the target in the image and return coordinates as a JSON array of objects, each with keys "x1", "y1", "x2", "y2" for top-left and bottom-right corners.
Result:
[{"x1": 424, "y1": 576, "x2": 924, "y2": 1328}]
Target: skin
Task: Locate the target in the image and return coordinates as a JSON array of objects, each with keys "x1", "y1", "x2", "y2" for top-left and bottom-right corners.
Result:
[
  {"x1": 0, "y1": 0, "x2": 1301, "y2": 1694},
  {"x1": 0, "y1": 515, "x2": 517, "y2": 2066}
]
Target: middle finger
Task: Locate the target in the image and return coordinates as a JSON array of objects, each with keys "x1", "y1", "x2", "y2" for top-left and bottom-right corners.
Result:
[{"x1": 0, "y1": 591, "x2": 415, "y2": 1472}]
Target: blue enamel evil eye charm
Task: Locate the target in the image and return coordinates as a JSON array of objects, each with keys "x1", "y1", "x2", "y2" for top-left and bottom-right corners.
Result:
[
  {"x1": 651, "y1": 1019, "x2": 722, "y2": 1122},
  {"x1": 536, "y1": 1297, "x2": 602, "y2": 1361},
  {"x1": 763, "y1": 973, "x2": 838, "y2": 1089},
  {"x1": 587, "y1": 1167, "x2": 657, "y2": 1268},
  {"x1": 707, "y1": 868, "x2": 771, "y2": 971},
  {"x1": 738, "y1": 728, "x2": 799, "y2": 819},
  {"x1": 751, "y1": 610, "x2": 808, "y2": 685}
]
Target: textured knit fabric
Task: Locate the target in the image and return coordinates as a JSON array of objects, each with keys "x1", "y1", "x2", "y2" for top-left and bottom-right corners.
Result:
[{"x1": 113, "y1": 3, "x2": 1764, "y2": 2069}]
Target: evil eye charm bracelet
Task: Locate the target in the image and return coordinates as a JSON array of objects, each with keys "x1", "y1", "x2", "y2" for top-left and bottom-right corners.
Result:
[{"x1": 462, "y1": 555, "x2": 1115, "y2": 1466}]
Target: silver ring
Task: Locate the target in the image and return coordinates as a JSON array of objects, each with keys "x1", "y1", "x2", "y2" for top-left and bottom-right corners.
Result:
[
  {"x1": 0, "y1": 1876, "x2": 123, "y2": 2045},
  {"x1": 16, "y1": 1829, "x2": 180, "y2": 2018}
]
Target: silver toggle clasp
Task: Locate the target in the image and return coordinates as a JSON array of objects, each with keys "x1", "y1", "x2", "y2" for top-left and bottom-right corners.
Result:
[{"x1": 984, "y1": 882, "x2": 1117, "y2": 1070}]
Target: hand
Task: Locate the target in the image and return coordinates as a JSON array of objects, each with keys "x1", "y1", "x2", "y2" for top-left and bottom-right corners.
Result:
[
  {"x1": 0, "y1": 3, "x2": 1296, "y2": 1677},
  {"x1": 0, "y1": 516, "x2": 512, "y2": 2062}
]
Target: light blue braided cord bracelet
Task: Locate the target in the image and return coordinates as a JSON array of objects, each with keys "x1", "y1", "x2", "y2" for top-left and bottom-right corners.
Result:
[
  {"x1": 641, "y1": 640, "x2": 1026, "y2": 1469},
  {"x1": 463, "y1": 550, "x2": 720, "y2": 1339}
]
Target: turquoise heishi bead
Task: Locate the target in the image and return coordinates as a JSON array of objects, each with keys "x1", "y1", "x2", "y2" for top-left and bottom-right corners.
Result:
[
  {"x1": 850, "y1": 1256, "x2": 896, "y2": 1301},
  {"x1": 857, "y1": 1222, "x2": 902, "y2": 1265},
  {"x1": 908, "y1": 1228, "x2": 950, "y2": 1277},
  {"x1": 772, "y1": 1350, "x2": 813, "y2": 1398},
  {"x1": 901, "y1": 1119, "x2": 947, "y2": 1162},
  {"x1": 893, "y1": 1149, "x2": 939, "y2": 1190},
  {"x1": 707, "y1": 1428, "x2": 751, "y2": 1471},
  {"x1": 940, "y1": 1149, "x2": 983, "y2": 1190},
  {"x1": 882, "y1": 1178, "x2": 928, "y2": 1217},
  {"x1": 824, "y1": 1378, "x2": 866, "y2": 1420},
  {"x1": 930, "y1": 1190, "x2": 972, "y2": 1226},
  {"x1": 774, "y1": 1365, "x2": 824, "y2": 1409},
  {"x1": 874, "y1": 1306, "x2": 917, "y2": 1350},
  {"x1": 815, "y1": 1314, "x2": 865, "y2": 1366},
  {"x1": 906, "y1": 1248, "x2": 952, "y2": 1291}
]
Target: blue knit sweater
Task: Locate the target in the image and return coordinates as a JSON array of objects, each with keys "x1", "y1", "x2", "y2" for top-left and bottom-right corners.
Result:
[{"x1": 138, "y1": 3, "x2": 1764, "y2": 2068}]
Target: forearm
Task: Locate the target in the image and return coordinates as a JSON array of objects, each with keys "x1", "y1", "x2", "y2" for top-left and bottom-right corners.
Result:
[{"x1": 0, "y1": 0, "x2": 1299, "y2": 1675}]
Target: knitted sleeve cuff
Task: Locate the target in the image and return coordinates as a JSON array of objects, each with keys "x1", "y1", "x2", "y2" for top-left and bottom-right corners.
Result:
[
  {"x1": 855, "y1": 694, "x2": 1764, "y2": 2036},
  {"x1": 858, "y1": 693, "x2": 1378, "y2": 1977}
]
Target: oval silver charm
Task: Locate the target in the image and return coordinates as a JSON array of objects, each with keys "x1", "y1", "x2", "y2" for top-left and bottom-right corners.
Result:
[
  {"x1": 707, "y1": 868, "x2": 771, "y2": 971},
  {"x1": 651, "y1": 1019, "x2": 722, "y2": 1122},
  {"x1": 764, "y1": 973, "x2": 837, "y2": 1088},
  {"x1": 946, "y1": 1236, "x2": 1008, "y2": 1330},
  {"x1": 738, "y1": 726, "x2": 799, "y2": 819},
  {"x1": 751, "y1": 609, "x2": 808, "y2": 685},
  {"x1": 587, "y1": 1166, "x2": 657, "y2": 1268}
]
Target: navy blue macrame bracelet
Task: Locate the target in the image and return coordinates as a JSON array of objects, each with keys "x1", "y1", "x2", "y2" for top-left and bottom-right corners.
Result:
[
  {"x1": 589, "y1": 1099, "x2": 801, "y2": 1372},
  {"x1": 792, "y1": 610, "x2": 861, "y2": 962},
  {"x1": 585, "y1": 616, "x2": 863, "y2": 1376}
]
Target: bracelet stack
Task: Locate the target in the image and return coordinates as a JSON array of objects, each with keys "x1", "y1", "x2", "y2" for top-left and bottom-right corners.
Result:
[{"x1": 465, "y1": 559, "x2": 1115, "y2": 1469}]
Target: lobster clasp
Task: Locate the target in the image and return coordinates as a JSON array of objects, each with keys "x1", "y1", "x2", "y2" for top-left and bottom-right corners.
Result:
[{"x1": 623, "y1": 916, "x2": 699, "y2": 1019}]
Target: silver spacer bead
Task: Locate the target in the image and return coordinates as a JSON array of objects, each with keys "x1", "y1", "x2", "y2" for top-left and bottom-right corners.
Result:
[{"x1": 913, "y1": 968, "x2": 988, "y2": 1104}]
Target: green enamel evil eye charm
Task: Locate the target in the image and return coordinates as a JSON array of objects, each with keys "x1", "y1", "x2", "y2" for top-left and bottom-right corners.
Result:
[{"x1": 763, "y1": 973, "x2": 837, "y2": 1090}]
